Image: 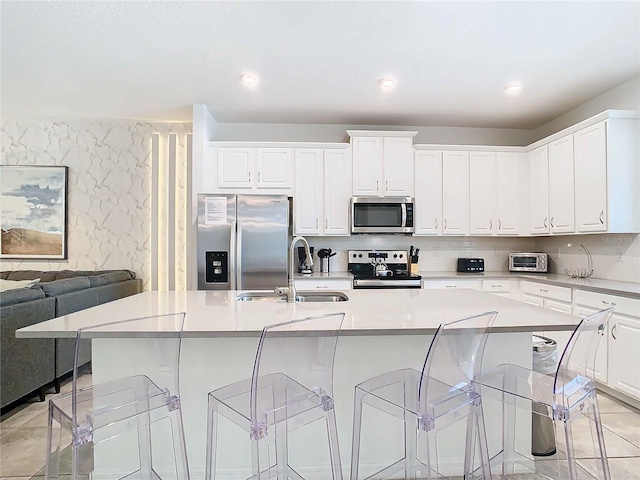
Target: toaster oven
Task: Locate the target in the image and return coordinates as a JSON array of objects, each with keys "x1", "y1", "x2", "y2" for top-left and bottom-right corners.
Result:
[{"x1": 509, "y1": 253, "x2": 548, "y2": 273}]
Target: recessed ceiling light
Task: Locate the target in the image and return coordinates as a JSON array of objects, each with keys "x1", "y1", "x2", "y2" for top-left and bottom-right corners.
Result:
[
  {"x1": 380, "y1": 77, "x2": 396, "y2": 88},
  {"x1": 505, "y1": 82, "x2": 522, "y2": 94},
  {"x1": 241, "y1": 74, "x2": 258, "y2": 86}
]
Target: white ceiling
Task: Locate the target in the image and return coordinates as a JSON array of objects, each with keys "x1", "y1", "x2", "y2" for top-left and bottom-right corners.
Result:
[{"x1": 1, "y1": 1, "x2": 639, "y2": 129}]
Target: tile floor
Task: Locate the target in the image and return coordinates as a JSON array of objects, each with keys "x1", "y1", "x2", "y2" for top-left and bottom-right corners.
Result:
[{"x1": 1, "y1": 375, "x2": 639, "y2": 479}]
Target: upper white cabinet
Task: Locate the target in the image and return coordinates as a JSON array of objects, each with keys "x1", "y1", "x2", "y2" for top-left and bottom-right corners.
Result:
[
  {"x1": 529, "y1": 145, "x2": 550, "y2": 235},
  {"x1": 442, "y1": 151, "x2": 469, "y2": 235},
  {"x1": 469, "y1": 152, "x2": 496, "y2": 235},
  {"x1": 495, "y1": 152, "x2": 526, "y2": 235},
  {"x1": 293, "y1": 148, "x2": 351, "y2": 236},
  {"x1": 547, "y1": 136, "x2": 575, "y2": 233},
  {"x1": 349, "y1": 131, "x2": 417, "y2": 197},
  {"x1": 574, "y1": 122, "x2": 607, "y2": 232},
  {"x1": 414, "y1": 151, "x2": 442, "y2": 235},
  {"x1": 216, "y1": 147, "x2": 293, "y2": 191}
]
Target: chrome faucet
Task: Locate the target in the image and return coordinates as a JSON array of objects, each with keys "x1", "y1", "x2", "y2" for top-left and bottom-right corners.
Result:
[{"x1": 275, "y1": 236, "x2": 313, "y2": 303}]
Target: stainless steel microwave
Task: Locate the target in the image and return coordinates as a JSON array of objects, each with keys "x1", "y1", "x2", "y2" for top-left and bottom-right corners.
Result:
[
  {"x1": 351, "y1": 197, "x2": 415, "y2": 234},
  {"x1": 509, "y1": 252, "x2": 548, "y2": 273}
]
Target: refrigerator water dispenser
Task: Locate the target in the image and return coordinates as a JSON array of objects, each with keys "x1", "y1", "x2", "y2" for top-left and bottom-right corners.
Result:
[{"x1": 205, "y1": 251, "x2": 229, "y2": 283}]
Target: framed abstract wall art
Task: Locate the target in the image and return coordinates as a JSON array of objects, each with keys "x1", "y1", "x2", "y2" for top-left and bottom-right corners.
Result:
[{"x1": 1, "y1": 165, "x2": 68, "y2": 259}]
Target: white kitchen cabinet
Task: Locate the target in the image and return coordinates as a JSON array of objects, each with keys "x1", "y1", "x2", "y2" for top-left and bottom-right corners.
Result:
[
  {"x1": 293, "y1": 148, "x2": 351, "y2": 236},
  {"x1": 522, "y1": 281, "x2": 573, "y2": 355},
  {"x1": 547, "y1": 136, "x2": 575, "y2": 233},
  {"x1": 574, "y1": 122, "x2": 607, "y2": 232},
  {"x1": 216, "y1": 147, "x2": 293, "y2": 191},
  {"x1": 572, "y1": 304, "x2": 608, "y2": 384},
  {"x1": 574, "y1": 290, "x2": 640, "y2": 400},
  {"x1": 469, "y1": 152, "x2": 496, "y2": 235},
  {"x1": 414, "y1": 150, "x2": 442, "y2": 235},
  {"x1": 495, "y1": 153, "x2": 525, "y2": 235},
  {"x1": 482, "y1": 279, "x2": 512, "y2": 298},
  {"x1": 529, "y1": 145, "x2": 550, "y2": 235},
  {"x1": 442, "y1": 151, "x2": 469, "y2": 235},
  {"x1": 349, "y1": 131, "x2": 416, "y2": 197},
  {"x1": 422, "y1": 279, "x2": 482, "y2": 291},
  {"x1": 294, "y1": 278, "x2": 352, "y2": 291}
]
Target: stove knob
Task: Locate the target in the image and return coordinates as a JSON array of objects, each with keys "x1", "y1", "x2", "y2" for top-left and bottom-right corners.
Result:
[
  {"x1": 352, "y1": 254, "x2": 357, "y2": 258},
  {"x1": 393, "y1": 254, "x2": 398, "y2": 258},
  {"x1": 399, "y1": 254, "x2": 403, "y2": 258},
  {"x1": 358, "y1": 254, "x2": 363, "y2": 258}
]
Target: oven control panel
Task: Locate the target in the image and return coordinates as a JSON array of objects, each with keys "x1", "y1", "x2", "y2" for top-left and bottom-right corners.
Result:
[{"x1": 348, "y1": 250, "x2": 408, "y2": 265}]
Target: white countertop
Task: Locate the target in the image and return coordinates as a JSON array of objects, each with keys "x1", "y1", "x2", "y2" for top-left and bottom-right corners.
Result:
[
  {"x1": 16, "y1": 289, "x2": 580, "y2": 339},
  {"x1": 418, "y1": 271, "x2": 640, "y2": 298}
]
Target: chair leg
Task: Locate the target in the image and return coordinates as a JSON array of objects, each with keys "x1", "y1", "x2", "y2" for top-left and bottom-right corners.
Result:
[
  {"x1": 474, "y1": 400, "x2": 492, "y2": 480},
  {"x1": 326, "y1": 407, "x2": 344, "y2": 480},
  {"x1": 170, "y1": 407, "x2": 190, "y2": 480},
  {"x1": 589, "y1": 395, "x2": 611, "y2": 480},
  {"x1": 463, "y1": 408, "x2": 478, "y2": 479},
  {"x1": 500, "y1": 382, "x2": 518, "y2": 477},
  {"x1": 205, "y1": 399, "x2": 219, "y2": 480},
  {"x1": 275, "y1": 419, "x2": 289, "y2": 478},
  {"x1": 563, "y1": 417, "x2": 579, "y2": 480},
  {"x1": 251, "y1": 436, "x2": 262, "y2": 480},
  {"x1": 404, "y1": 381, "x2": 419, "y2": 480},
  {"x1": 350, "y1": 388, "x2": 365, "y2": 480},
  {"x1": 45, "y1": 403, "x2": 61, "y2": 480}
]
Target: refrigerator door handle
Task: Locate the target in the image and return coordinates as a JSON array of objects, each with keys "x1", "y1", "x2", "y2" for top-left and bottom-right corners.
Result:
[
  {"x1": 230, "y1": 221, "x2": 237, "y2": 290},
  {"x1": 236, "y1": 220, "x2": 243, "y2": 290}
]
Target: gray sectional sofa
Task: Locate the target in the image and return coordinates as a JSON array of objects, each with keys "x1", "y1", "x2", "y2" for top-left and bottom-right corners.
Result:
[{"x1": 1, "y1": 270, "x2": 143, "y2": 409}]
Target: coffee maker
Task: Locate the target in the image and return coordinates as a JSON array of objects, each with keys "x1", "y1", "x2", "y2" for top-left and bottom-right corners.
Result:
[{"x1": 297, "y1": 246, "x2": 314, "y2": 274}]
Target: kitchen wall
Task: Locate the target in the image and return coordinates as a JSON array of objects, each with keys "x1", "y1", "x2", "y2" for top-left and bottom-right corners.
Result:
[
  {"x1": 532, "y1": 75, "x2": 640, "y2": 141},
  {"x1": 535, "y1": 234, "x2": 640, "y2": 283},
  {"x1": 1, "y1": 119, "x2": 191, "y2": 289},
  {"x1": 306, "y1": 235, "x2": 536, "y2": 273}
]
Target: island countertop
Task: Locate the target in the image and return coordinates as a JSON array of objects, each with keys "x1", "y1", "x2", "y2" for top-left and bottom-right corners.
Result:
[{"x1": 16, "y1": 288, "x2": 581, "y2": 339}]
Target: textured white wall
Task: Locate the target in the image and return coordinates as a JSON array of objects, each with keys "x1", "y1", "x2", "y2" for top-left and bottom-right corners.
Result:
[{"x1": 1, "y1": 120, "x2": 191, "y2": 289}]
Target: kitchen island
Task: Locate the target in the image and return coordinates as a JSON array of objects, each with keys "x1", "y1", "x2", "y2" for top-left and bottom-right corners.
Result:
[{"x1": 17, "y1": 289, "x2": 581, "y2": 479}]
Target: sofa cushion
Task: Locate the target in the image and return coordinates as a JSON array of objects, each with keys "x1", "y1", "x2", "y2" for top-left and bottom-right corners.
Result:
[
  {"x1": 88, "y1": 271, "x2": 134, "y2": 287},
  {"x1": 5, "y1": 270, "x2": 58, "y2": 282},
  {"x1": 0, "y1": 286, "x2": 46, "y2": 306},
  {"x1": 0, "y1": 278, "x2": 41, "y2": 293},
  {"x1": 41, "y1": 277, "x2": 91, "y2": 296}
]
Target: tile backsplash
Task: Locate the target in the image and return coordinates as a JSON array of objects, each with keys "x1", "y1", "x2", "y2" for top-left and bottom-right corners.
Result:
[{"x1": 307, "y1": 236, "x2": 536, "y2": 273}]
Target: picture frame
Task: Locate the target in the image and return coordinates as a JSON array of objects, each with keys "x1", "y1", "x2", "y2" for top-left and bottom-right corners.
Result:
[{"x1": 1, "y1": 165, "x2": 68, "y2": 259}]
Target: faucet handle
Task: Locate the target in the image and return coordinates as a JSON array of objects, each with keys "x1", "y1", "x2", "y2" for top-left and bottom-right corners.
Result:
[{"x1": 274, "y1": 286, "x2": 289, "y2": 296}]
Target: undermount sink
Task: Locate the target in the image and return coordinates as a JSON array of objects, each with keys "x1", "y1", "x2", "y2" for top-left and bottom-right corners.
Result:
[{"x1": 235, "y1": 291, "x2": 349, "y2": 303}]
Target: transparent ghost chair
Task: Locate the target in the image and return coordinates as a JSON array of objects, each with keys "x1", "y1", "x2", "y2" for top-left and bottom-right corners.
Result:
[
  {"x1": 205, "y1": 312, "x2": 345, "y2": 480},
  {"x1": 45, "y1": 313, "x2": 190, "y2": 480},
  {"x1": 473, "y1": 308, "x2": 614, "y2": 480},
  {"x1": 350, "y1": 311, "x2": 498, "y2": 480}
]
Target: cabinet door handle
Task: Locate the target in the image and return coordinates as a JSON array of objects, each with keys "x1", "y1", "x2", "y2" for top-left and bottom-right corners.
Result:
[
  {"x1": 325, "y1": 219, "x2": 328, "y2": 229},
  {"x1": 498, "y1": 219, "x2": 502, "y2": 230},
  {"x1": 434, "y1": 218, "x2": 438, "y2": 229},
  {"x1": 611, "y1": 324, "x2": 617, "y2": 340},
  {"x1": 489, "y1": 219, "x2": 493, "y2": 229},
  {"x1": 550, "y1": 217, "x2": 554, "y2": 228},
  {"x1": 385, "y1": 181, "x2": 389, "y2": 191},
  {"x1": 599, "y1": 211, "x2": 604, "y2": 224},
  {"x1": 602, "y1": 300, "x2": 616, "y2": 306},
  {"x1": 444, "y1": 219, "x2": 448, "y2": 229},
  {"x1": 248, "y1": 171, "x2": 251, "y2": 182},
  {"x1": 376, "y1": 180, "x2": 379, "y2": 191},
  {"x1": 543, "y1": 217, "x2": 548, "y2": 228},
  {"x1": 539, "y1": 288, "x2": 548, "y2": 293},
  {"x1": 316, "y1": 218, "x2": 319, "y2": 229}
]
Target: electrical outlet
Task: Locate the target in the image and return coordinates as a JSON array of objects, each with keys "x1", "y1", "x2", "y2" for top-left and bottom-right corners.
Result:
[
  {"x1": 617, "y1": 250, "x2": 624, "y2": 262},
  {"x1": 493, "y1": 249, "x2": 500, "y2": 257},
  {"x1": 433, "y1": 247, "x2": 440, "y2": 257}
]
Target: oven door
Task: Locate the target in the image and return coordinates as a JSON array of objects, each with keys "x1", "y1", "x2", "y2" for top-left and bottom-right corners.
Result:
[
  {"x1": 351, "y1": 197, "x2": 414, "y2": 234},
  {"x1": 509, "y1": 255, "x2": 541, "y2": 272}
]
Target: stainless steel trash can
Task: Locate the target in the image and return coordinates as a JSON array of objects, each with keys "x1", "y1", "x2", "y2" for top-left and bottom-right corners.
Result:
[{"x1": 531, "y1": 334, "x2": 558, "y2": 456}]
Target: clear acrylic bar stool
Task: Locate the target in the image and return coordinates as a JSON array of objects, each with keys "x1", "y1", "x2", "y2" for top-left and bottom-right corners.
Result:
[
  {"x1": 350, "y1": 311, "x2": 498, "y2": 480},
  {"x1": 45, "y1": 313, "x2": 190, "y2": 480},
  {"x1": 205, "y1": 312, "x2": 345, "y2": 480},
  {"x1": 474, "y1": 307, "x2": 614, "y2": 480}
]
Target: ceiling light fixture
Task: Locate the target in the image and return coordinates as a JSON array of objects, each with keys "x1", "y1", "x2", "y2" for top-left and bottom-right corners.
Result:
[
  {"x1": 505, "y1": 82, "x2": 522, "y2": 94},
  {"x1": 380, "y1": 77, "x2": 396, "y2": 88},
  {"x1": 241, "y1": 74, "x2": 258, "y2": 86}
]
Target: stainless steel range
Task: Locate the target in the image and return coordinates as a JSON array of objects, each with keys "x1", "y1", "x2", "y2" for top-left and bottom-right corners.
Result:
[{"x1": 348, "y1": 250, "x2": 422, "y2": 289}]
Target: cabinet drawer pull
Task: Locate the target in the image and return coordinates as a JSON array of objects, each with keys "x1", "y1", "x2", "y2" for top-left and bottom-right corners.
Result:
[
  {"x1": 248, "y1": 171, "x2": 251, "y2": 182},
  {"x1": 258, "y1": 171, "x2": 261, "y2": 182},
  {"x1": 491, "y1": 285, "x2": 501, "y2": 288},
  {"x1": 611, "y1": 324, "x2": 617, "y2": 340},
  {"x1": 539, "y1": 288, "x2": 548, "y2": 293},
  {"x1": 602, "y1": 300, "x2": 616, "y2": 306},
  {"x1": 434, "y1": 218, "x2": 438, "y2": 229},
  {"x1": 498, "y1": 219, "x2": 502, "y2": 230},
  {"x1": 490, "y1": 219, "x2": 493, "y2": 229},
  {"x1": 316, "y1": 218, "x2": 319, "y2": 229},
  {"x1": 444, "y1": 219, "x2": 448, "y2": 229},
  {"x1": 599, "y1": 211, "x2": 604, "y2": 224},
  {"x1": 325, "y1": 219, "x2": 328, "y2": 229},
  {"x1": 317, "y1": 285, "x2": 329, "y2": 289},
  {"x1": 376, "y1": 180, "x2": 379, "y2": 191},
  {"x1": 543, "y1": 217, "x2": 548, "y2": 228},
  {"x1": 386, "y1": 181, "x2": 389, "y2": 191},
  {"x1": 550, "y1": 217, "x2": 555, "y2": 228},
  {"x1": 446, "y1": 285, "x2": 457, "y2": 288}
]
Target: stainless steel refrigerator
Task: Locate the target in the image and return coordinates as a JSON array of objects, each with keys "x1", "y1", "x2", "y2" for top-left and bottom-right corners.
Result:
[{"x1": 197, "y1": 194, "x2": 289, "y2": 290}]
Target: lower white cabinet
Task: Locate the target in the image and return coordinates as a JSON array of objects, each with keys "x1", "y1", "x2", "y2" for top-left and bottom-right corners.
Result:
[
  {"x1": 522, "y1": 281, "x2": 573, "y2": 355},
  {"x1": 294, "y1": 278, "x2": 352, "y2": 291},
  {"x1": 575, "y1": 290, "x2": 640, "y2": 400},
  {"x1": 482, "y1": 279, "x2": 512, "y2": 298}
]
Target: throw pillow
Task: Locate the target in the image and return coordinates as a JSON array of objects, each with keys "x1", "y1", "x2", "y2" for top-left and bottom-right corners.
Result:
[{"x1": 0, "y1": 278, "x2": 41, "y2": 292}]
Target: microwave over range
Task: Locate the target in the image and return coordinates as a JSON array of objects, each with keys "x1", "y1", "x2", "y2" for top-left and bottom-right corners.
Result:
[{"x1": 351, "y1": 197, "x2": 415, "y2": 234}]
